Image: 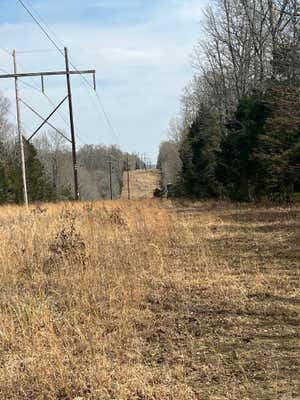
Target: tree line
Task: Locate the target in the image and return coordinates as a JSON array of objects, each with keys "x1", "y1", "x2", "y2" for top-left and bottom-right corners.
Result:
[
  {"x1": 0, "y1": 95, "x2": 143, "y2": 204},
  {"x1": 157, "y1": 0, "x2": 300, "y2": 201}
]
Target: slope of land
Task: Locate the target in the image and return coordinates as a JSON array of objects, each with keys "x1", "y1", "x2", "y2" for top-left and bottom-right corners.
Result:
[
  {"x1": 0, "y1": 200, "x2": 299, "y2": 399},
  {"x1": 121, "y1": 169, "x2": 160, "y2": 199}
]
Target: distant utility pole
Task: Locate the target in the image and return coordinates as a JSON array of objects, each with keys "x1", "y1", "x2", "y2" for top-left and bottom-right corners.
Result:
[
  {"x1": 0, "y1": 47, "x2": 96, "y2": 203},
  {"x1": 13, "y1": 50, "x2": 28, "y2": 207},
  {"x1": 109, "y1": 155, "x2": 113, "y2": 200},
  {"x1": 127, "y1": 154, "x2": 131, "y2": 200}
]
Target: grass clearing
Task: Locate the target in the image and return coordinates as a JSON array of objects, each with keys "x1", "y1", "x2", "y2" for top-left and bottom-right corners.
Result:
[
  {"x1": 0, "y1": 200, "x2": 299, "y2": 399},
  {"x1": 121, "y1": 169, "x2": 160, "y2": 199}
]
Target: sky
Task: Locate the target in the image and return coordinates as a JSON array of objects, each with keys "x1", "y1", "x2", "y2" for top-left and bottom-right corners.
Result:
[{"x1": 0, "y1": 0, "x2": 208, "y2": 161}]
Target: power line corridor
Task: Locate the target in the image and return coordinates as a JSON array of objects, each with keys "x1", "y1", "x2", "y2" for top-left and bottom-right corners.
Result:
[{"x1": 0, "y1": 0, "x2": 123, "y2": 205}]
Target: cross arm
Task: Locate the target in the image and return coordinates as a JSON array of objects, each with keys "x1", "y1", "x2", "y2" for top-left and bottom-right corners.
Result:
[{"x1": 0, "y1": 69, "x2": 96, "y2": 79}]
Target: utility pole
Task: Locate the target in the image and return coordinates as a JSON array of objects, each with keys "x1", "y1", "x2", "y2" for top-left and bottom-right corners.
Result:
[
  {"x1": 0, "y1": 48, "x2": 96, "y2": 203},
  {"x1": 13, "y1": 50, "x2": 28, "y2": 207},
  {"x1": 127, "y1": 154, "x2": 131, "y2": 200},
  {"x1": 64, "y1": 47, "x2": 79, "y2": 201},
  {"x1": 109, "y1": 155, "x2": 113, "y2": 200}
]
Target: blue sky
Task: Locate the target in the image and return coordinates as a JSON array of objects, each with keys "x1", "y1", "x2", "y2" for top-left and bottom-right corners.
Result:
[{"x1": 0, "y1": 0, "x2": 208, "y2": 160}]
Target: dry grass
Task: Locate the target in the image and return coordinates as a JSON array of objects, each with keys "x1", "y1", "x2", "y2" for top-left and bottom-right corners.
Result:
[
  {"x1": 121, "y1": 169, "x2": 160, "y2": 199},
  {"x1": 0, "y1": 199, "x2": 299, "y2": 399}
]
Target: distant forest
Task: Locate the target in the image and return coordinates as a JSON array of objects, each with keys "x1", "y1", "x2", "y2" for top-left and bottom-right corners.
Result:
[
  {"x1": 157, "y1": 0, "x2": 300, "y2": 201},
  {"x1": 0, "y1": 94, "x2": 143, "y2": 204}
]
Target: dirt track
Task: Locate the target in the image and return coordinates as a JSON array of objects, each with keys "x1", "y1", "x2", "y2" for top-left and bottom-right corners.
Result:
[{"x1": 121, "y1": 169, "x2": 160, "y2": 199}]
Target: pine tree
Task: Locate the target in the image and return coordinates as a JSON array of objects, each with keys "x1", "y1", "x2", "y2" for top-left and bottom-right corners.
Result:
[
  {"x1": 5, "y1": 139, "x2": 55, "y2": 204},
  {"x1": 178, "y1": 104, "x2": 221, "y2": 198},
  {"x1": 25, "y1": 139, "x2": 55, "y2": 202},
  {"x1": 0, "y1": 162, "x2": 9, "y2": 204},
  {"x1": 258, "y1": 85, "x2": 300, "y2": 201},
  {"x1": 217, "y1": 94, "x2": 271, "y2": 201}
]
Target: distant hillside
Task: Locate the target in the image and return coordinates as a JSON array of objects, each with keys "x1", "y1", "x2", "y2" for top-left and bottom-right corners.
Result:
[{"x1": 121, "y1": 169, "x2": 160, "y2": 199}]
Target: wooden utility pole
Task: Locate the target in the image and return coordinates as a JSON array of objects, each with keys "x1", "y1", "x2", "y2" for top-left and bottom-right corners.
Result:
[
  {"x1": 64, "y1": 47, "x2": 79, "y2": 201},
  {"x1": 127, "y1": 154, "x2": 131, "y2": 200},
  {"x1": 13, "y1": 50, "x2": 28, "y2": 207},
  {"x1": 0, "y1": 48, "x2": 96, "y2": 203},
  {"x1": 109, "y1": 155, "x2": 113, "y2": 200}
]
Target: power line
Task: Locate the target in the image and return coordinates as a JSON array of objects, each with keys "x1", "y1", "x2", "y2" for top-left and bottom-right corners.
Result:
[
  {"x1": 25, "y1": 0, "x2": 66, "y2": 49},
  {"x1": 18, "y1": 0, "x2": 117, "y2": 131},
  {"x1": 1, "y1": 48, "x2": 68, "y2": 128},
  {"x1": 11, "y1": 4, "x2": 110, "y2": 135},
  {"x1": 16, "y1": 0, "x2": 121, "y2": 145},
  {"x1": 0, "y1": 64, "x2": 86, "y2": 149},
  {"x1": 16, "y1": 0, "x2": 64, "y2": 56},
  {"x1": 70, "y1": 63, "x2": 120, "y2": 145},
  {"x1": 1, "y1": 60, "x2": 86, "y2": 141},
  {"x1": 0, "y1": 65, "x2": 70, "y2": 129},
  {"x1": 0, "y1": 47, "x2": 96, "y2": 201},
  {"x1": 0, "y1": 55, "x2": 82, "y2": 140}
]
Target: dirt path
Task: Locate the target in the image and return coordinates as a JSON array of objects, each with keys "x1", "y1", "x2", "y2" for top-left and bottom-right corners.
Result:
[
  {"x1": 170, "y1": 200, "x2": 300, "y2": 399},
  {"x1": 121, "y1": 168, "x2": 160, "y2": 199}
]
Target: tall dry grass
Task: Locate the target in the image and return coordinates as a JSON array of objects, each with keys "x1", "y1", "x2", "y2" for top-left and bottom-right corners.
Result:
[
  {"x1": 0, "y1": 200, "x2": 299, "y2": 399},
  {"x1": 0, "y1": 200, "x2": 198, "y2": 399}
]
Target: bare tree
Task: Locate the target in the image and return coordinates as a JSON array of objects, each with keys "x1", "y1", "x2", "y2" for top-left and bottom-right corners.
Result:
[{"x1": 189, "y1": 0, "x2": 299, "y2": 124}]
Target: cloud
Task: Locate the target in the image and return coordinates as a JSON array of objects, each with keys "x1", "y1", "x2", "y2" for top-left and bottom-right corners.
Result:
[
  {"x1": 0, "y1": 0, "x2": 207, "y2": 159},
  {"x1": 175, "y1": 0, "x2": 208, "y2": 21},
  {"x1": 92, "y1": 0, "x2": 139, "y2": 8}
]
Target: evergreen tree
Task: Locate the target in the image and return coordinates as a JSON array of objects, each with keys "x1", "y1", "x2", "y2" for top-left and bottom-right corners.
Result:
[
  {"x1": 178, "y1": 104, "x2": 221, "y2": 198},
  {"x1": 25, "y1": 139, "x2": 55, "y2": 202},
  {"x1": 217, "y1": 94, "x2": 271, "y2": 201},
  {"x1": 5, "y1": 139, "x2": 55, "y2": 204},
  {"x1": 217, "y1": 88, "x2": 300, "y2": 202},
  {"x1": 0, "y1": 138, "x2": 9, "y2": 203},
  {"x1": 0, "y1": 162, "x2": 9, "y2": 204},
  {"x1": 258, "y1": 85, "x2": 300, "y2": 201}
]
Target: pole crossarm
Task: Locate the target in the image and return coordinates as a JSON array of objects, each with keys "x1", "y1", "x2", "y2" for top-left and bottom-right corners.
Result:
[
  {"x1": 20, "y1": 99, "x2": 72, "y2": 144},
  {"x1": 1, "y1": 47, "x2": 96, "y2": 203},
  {"x1": 0, "y1": 70, "x2": 96, "y2": 80},
  {"x1": 27, "y1": 95, "x2": 68, "y2": 141}
]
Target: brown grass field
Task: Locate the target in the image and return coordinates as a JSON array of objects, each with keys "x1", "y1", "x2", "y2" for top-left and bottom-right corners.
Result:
[{"x1": 0, "y1": 199, "x2": 299, "y2": 399}]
